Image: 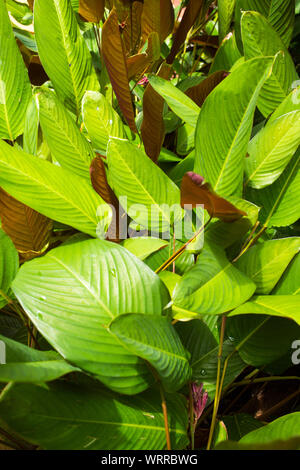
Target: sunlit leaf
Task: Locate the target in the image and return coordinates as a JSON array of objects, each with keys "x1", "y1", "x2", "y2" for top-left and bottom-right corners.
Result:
[{"x1": 0, "y1": 229, "x2": 18, "y2": 308}]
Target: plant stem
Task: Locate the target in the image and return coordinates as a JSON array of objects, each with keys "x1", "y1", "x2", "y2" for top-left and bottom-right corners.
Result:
[
  {"x1": 206, "y1": 315, "x2": 226, "y2": 450},
  {"x1": 159, "y1": 384, "x2": 172, "y2": 450}
]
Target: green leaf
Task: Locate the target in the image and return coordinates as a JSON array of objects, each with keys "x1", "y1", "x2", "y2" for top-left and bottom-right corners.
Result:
[
  {"x1": 229, "y1": 295, "x2": 300, "y2": 325},
  {"x1": 82, "y1": 91, "x2": 126, "y2": 155},
  {"x1": 246, "y1": 151, "x2": 300, "y2": 228},
  {"x1": 236, "y1": 238, "x2": 300, "y2": 294},
  {"x1": 173, "y1": 245, "x2": 256, "y2": 318},
  {"x1": 273, "y1": 254, "x2": 300, "y2": 295},
  {"x1": 0, "y1": 382, "x2": 188, "y2": 450},
  {"x1": 107, "y1": 137, "x2": 182, "y2": 233},
  {"x1": 245, "y1": 111, "x2": 300, "y2": 188},
  {"x1": 240, "y1": 412, "x2": 300, "y2": 446},
  {"x1": 36, "y1": 87, "x2": 94, "y2": 181},
  {"x1": 235, "y1": 0, "x2": 295, "y2": 50},
  {"x1": 12, "y1": 237, "x2": 170, "y2": 395},
  {"x1": 109, "y1": 314, "x2": 191, "y2": 392},
  {"x1": 0, "y1": 139, "x2": 111, "y2": 238},
  {"x1": 269, "y1": 84, "x2": 300, "y2": 123},
  {"x1": 226, "y1": 314, "x2": 300, "y2": 367},
  {"x1": 0, "y1": 230, "x2": 18, "y2": 308},
  {"x1": 147, "y1": 76, "x2": 200, "y2": 127},
  {"x1": 23, "y1": 96, "x2": 39, "y2": 156},
  {"x1": 194, "y1": 57, "x2": 273, "y2": 198},
  {"x1": 144, "y1": 239, "x2": 194, "y2": 276},
  {"x1": 241, "y1": 11, "x2": 298, "y2": 117},
  {"x1": 121, "y1": 237, "x2": 168, "y2": 261},
  {"x1": 0, "y1": 334, "x2": 79, "y2": 383},
  {"x1": 0, "y1": 0, "x2": 31, "y2": 140},
  {"x1": 176, "y1": 319, "x2": 246, "y2": 400},
  {"x1": 218, "y1": 0, "x2": 236, "y2": 43},
  {"x1": 209, "y1": 32, "x2": 242, "y2": 74},
  {"x1": 34, "y1": 0, "x2": 99, "y2": 116}
]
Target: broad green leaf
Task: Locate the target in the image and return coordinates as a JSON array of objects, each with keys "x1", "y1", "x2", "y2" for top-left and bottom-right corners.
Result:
[
  {"x1": 269, "y1": 85, "x2": 300, "y2": 123},
  {"x1": 23, "y1": 96, "x2": 39, "y2": 155},
  {"x1": 109, "y1": 314, "x2": 191, "y2": 392},
  {"x1": 194, "y1": 57, "x2": 272, "y2": 198},
  {"x1": 82, "y1": 90, "x2": 126, "y2": 155},
  {"x1": 0, "y1": 0, "x2": 31, "y2": 140},
  {"x1": 235, "y1": 0, "x2": 295, "y2": 50},
  {"x1": 173, "y1": 245, "x2": 256, "y2": 318},
  {"x1": 0, "y1": 139, "x2": 111, "y2": 238},
  {"x1": 218, "y1": 0, "x2": 236, "y2": 43},
  {"x1": 245, "y1": 111, "x2": 300, "y2": 188},
  {"x1": 246, "y1": 151, "x2": 300, "y2": 227},
  {"x1": 240, "y1": 412, "x2": 300, "y2": 445},
  {"x1": 273, "y1": 254, "x2": 300, "y2": 295},
  {"x1": 168, "y1": 150, "x2": 195, "y2": 187},
  {"x1": 12, "y1": 238, "x2": 170, "y2": 394},
  {"x1": 0, "y1": 230, "x2": 18, "y2": 308},
  {"x1": 159, "y1": 271, "x2": 181, "y2": 298},
  {"x1": 236, "y1": 238, "x2": 300, "y2": 294},
  {"x1": 229, "y1": 295, "x2": 300, "y2": 325},
  {"x1": 0, "y1": 382, "x2": 188, "y2": 450},
  {"x1": 226, "y1": 314, "x2": 300, "y2": 366},
  {"x1": 176, "y1": 319, "x2": 246, "y2": 400},
  {"x1": 121, "y1": 237, "x2": 168, "y2": 261},
  {"x1": 0, "y1": 334, "x2": 79, "y2": 383},
  {"x1": 36, "y1": 87, "x2": 94, "y2": 180},
  {"x1": 176, "y1": 123, "x2": 195, "y2": 156},
  {"x1": 241, "y1": 11, "x2": 298, "y2": 117},
  {"x1": 147, "y1": 76, "x2": 200, "y2": 127},
  {"x1": 107, "y1": 137, "x2": 182, "y2": 233},
  {"x1": 34, "y1": 0, "x2": 99, "y2": 116},
  {"x1": 209, "y1": 32, "x2": 242, "y2": 74}
]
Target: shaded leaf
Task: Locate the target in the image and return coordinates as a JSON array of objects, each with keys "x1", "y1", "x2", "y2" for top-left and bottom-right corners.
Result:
[
  {"x1": 218, "y1": 0, "x2": 236, "y2": 43},
  {"x1": 209, "y1": 32, "x2": 242, "y2": 74},
  {"x1": 273, "y1": 254, "x2": 300, "y2": 295},
  {"x1": 101, "y1": 7, "x2": 137, "y2": 132},
  {"x1": 0, "y1": 382, "x2": 188, "y2": 449}
]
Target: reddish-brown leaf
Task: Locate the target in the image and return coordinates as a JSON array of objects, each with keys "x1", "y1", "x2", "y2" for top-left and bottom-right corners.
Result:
[
  {"x1": 180, "y1": 172, "x2": 247, "y2": 222},
  {"x1": 141, "y1": 62, "x2": 172, "y2": 162},
  {"x1": 160, "y1": 0, "x2": 175, "y2": 43},
  {"x1": 78, "y1": 0, "x2": 105, "y2": 23},
  {"x1": 126, "y1": 32, "x2": 160, "y2": 80},
  {"x1": 167, "y1": 0, "x2": 204, "y2": 64},
  {"x1": 101, "y1": 7, "x2": 137, "y2": 132},
  {"x1": 185, "y1": 70, "x2": 228, "y2": 107},
  {"x1": 122, "y1": 1, "x2": 143, "y2": 55},
  {"x1": 90, "y1": 156, "x2": 122, "y2": 242},
  {"x1": 0, "y1": 188, "x2": 53, "y2": 261},
  {"x1": 189, "y1": 34, "x2": 219, "y2": 49}
]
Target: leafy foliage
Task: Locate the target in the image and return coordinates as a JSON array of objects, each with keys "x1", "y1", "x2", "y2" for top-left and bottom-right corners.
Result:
[{"x1": 0, "y1": 0, "x2": 299, "y2": 452}]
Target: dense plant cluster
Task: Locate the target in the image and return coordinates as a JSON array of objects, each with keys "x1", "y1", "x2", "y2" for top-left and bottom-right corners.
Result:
[{"x1": 0, "y1": 0, "x2": 299, "y2": 450}]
